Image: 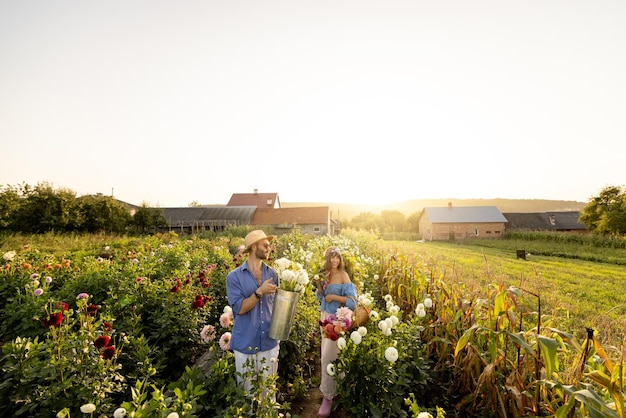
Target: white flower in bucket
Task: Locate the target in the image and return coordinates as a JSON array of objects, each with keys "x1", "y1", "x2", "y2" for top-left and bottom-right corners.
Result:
[
  {"x1": 270, "y1": 257, "x2": 309, "y2": 340},
  {"x1": 274, "y1": 257, "x2": 309, "y2": 294}
]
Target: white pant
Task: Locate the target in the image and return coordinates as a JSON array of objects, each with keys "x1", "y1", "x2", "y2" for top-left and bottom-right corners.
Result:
[
  {"x1": 234, "y1": 345, "x2": 280, "y2": 396},
  {"x1": 319, "y1": 310, "x2": 339, "y2": 399}
]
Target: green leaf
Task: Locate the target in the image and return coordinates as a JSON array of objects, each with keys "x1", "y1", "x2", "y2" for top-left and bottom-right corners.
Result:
[
  {"x1": 493, "y1": 290, "x2": 506, "y2": 318},
  {"x1": 537, "y1": 335, "x2": 559, "y2": 377},
  {"x1": 586, "y1": 369, "x2": 611, "y2": 388},
  {"x1": 555, "y1": 395, "x2": 575, "y2": 418},
  {"x1": 505, "y1": 331, "x2": 535, "y2": 355},
  {"x1": 454, "y1": 323, "x2": 479, "y2": 357},
  {"x1": 572, "y1": 388, "x2": 620, "y2": 418},
  {"x1": 118, "y1": 295, "x2": 132, "y2": 307}
]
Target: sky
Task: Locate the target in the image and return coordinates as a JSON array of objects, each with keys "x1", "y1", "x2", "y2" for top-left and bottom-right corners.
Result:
[{"x1": 1, "y1": 1, "x2": 625, "y2": 207}]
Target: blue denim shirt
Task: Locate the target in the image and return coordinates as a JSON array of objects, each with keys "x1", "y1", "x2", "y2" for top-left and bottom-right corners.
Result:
[
  {"x1": 316, "y1": 282, "x2": 357, "y2": 314},
  {"x1": 226, "y1": 261, "x2": 279, "y2": 353}
]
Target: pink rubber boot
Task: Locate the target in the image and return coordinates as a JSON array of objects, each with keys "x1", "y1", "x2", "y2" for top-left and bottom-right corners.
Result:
[{"x1": 317, "y1": 396, "x2": 333, "y2": 417}]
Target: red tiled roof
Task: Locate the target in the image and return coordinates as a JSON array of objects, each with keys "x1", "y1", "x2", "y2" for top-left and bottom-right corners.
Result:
[
  {"x1": 227, "y1": 193, "x2": 279, "y2": 208},
  {"x1": 252, "y1": 207, "x2": 329, "y2": 225}
]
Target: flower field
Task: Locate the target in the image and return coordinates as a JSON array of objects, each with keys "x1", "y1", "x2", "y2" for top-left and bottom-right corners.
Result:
[{"x1": 0, "y1": 230, "x2": 624, "y2": 417}]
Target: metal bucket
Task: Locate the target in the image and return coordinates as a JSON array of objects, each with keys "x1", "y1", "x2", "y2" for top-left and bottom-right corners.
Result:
[{"x1": 269, "y1": 289, "x2": 300, "y2": 341}]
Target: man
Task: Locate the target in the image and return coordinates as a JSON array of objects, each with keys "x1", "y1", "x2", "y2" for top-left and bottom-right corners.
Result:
[{"x1": 226, "y1": 230, "x2": 279, "y2": 395}]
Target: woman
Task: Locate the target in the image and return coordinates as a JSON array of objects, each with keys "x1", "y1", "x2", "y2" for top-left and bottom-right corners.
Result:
[{"x1": 315, "y1": 246, "x2": 357, "y2": 417}]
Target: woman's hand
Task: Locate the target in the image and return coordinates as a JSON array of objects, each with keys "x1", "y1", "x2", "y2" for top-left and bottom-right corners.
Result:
[
  {"x1": 324, "y1": 294, "x2": 336, "y2": 303},
  {"x1": 314, "y1": 276, "x2": 324, "y2": 295}
]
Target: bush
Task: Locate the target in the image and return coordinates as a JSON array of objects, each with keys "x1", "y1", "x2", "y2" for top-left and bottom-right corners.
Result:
[
  {"x1": 333, "y1": 296, "x2": 432, "y2": 417},
  {"x1": 0, "y1": 297, "x2": 126, "y2": 416}
]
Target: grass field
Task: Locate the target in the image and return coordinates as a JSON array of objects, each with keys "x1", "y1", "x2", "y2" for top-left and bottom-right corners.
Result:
[{"x1": 376, "y1": 238, "x2": 626, "y2": 347}]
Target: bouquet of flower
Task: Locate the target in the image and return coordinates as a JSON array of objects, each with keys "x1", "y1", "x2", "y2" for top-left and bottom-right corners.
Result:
[
  {"x1": 318, "y1": 306, "x2": 353, "y2": 341},
  {"x1": 274, "y1": 257, "x2": 310, "y2": 294}
]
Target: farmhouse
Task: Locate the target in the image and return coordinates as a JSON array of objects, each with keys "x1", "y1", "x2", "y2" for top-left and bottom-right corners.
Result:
[
  {"x1": 418, "y1": 204, "x2": 507, "y2": 241},
  {"x1": 503, "y1": 211, "x2": 587, "y2": 233},
  {"x1": 252, "y1": 206, "x2": 336, "y2": 236},
  {"x1": 158, "y1": 190, "x2": 336, "y2": 236}
]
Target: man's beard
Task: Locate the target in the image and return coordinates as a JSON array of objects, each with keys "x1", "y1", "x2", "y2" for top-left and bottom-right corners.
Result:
[{"x1": 255, "y1": 248, "x2": 267, "y2": 259}]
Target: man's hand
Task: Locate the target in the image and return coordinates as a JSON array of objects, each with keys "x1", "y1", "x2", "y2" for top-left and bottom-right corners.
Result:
[{"x1": 258, "y1": 278, "x2": 277, "y2": 296}]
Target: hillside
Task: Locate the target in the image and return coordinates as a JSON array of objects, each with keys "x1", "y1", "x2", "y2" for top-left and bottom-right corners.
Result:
[{"x1": 281, "y1": 198, "x2": 587, "y2": 221}]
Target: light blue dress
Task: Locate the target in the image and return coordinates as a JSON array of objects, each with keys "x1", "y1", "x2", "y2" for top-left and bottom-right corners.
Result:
[{"x1": 316, "y1": 282, "x2": 357, "y2": 315}]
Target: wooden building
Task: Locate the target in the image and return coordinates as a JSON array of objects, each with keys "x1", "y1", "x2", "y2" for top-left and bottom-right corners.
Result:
[
  {"x1": 503, "y1": 211, "x2": 587, "y2": 233},
  {"x1": 252, "y1": 206, "x2": 336, "y2": 236},
  {"x1": 161, "y1": 206, "x2": 256, "y2": 234},
  {"x1": 418, "y1": 204, "x2": 508, "y2": 241},
  {"x1": 158, "y1": 190, "x2": 335, "y2": 236}
]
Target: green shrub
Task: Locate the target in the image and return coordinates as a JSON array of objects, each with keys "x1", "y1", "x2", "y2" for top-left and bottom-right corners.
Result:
[
  {"x1": 333, "y1": 295, "x2": 431, "y2": 417},
  {"x1": 0, "y1": 297, "x2": 126, "y2": 416}
]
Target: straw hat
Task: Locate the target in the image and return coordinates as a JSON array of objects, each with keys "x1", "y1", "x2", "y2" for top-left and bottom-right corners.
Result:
[{"x1": 244, "y1": 230, "x2": 274, "y2": 253}]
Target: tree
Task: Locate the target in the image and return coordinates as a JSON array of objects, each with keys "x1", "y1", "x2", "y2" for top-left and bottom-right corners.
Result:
[
  {"x1": 347, "y1": 212, "x2": 383, "y2": 231},
  {"x1": 380, "y1": 210, "x2": 406, "y2": 232},
  {"x1": 132, "y1": 205, "x2": 168, "y2": 233},
  {"x1": 0, "y1": 184, "x2": 23, "y2": 229},
  {"x1": 11, "y1": 182, "x2": 81, "y2": 233},
  {"x1": 79, "y1": 195, "x2": 132, "y2": 233},
  {"x1": 406, "y1": 211, "x2": 421, "y2": 233},
  {"x1": 579, "y1": 185, "x2": 626, "y2": 234}
]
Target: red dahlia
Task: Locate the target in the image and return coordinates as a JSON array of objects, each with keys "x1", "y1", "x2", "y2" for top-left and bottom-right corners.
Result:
[
  {"x1": 56, "y1": 301, "x2": 69, "y2": 311},
  {"x1": 87, "y1": 303, "x2": 98, "y2": 315},
  {"x1": 94, "y1": 335, "x2": 111, "y2": 349},
  {"x1": 102, "y1": 345, "x2": 116, "y2": 359},
  {"x1": 43, "y1": 312, "x2": 64, "y2": 327}
]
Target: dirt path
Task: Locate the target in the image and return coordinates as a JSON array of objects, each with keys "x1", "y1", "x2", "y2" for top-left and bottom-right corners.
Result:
[
  {"x1": 289, "y1": 387, "x2": 349, "y2": 418},
  {"x1": 287, "y1": 348, "x2": 348, "y2": 418}
]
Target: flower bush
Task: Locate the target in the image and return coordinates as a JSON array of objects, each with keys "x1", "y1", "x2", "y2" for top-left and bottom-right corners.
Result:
[
  {"x1": 0, "y1": 294, "x2": 126, "y2": 416},
  {"x1": 331, "y1": 294, "x2": 433, "y2": 417},
  {"x1": 0, "y1": 235, "x2": 235, "y2": 416}
]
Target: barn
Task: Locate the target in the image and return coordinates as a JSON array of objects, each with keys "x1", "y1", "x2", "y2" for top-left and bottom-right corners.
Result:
[
  {"x1": 161, "y1": 206, "x2": 256, "y2": 234},
  {"x1": 158, "y1": 190, "x2": 336, "y2": 236},
  {"x1": 503, "y1": 211, "x2": 587, "y2": 233},
  {"x1": 252, "y1": 206, "x2": 336, "y2": 236},
  {"x1": 418, "y1": 204, "x2": 508, "y2": 241}
]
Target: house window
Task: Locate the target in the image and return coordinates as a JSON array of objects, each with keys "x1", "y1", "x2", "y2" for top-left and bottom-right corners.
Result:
[
  {"x1": 486, "y1": 231, "x2": 492, "y2": 234},
  {"x1": 474, "y1": 228, "x2": 479, "y2": 236},
  {"x1": 313, "y1": 227, "x2": 320, "y2": 232}
]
